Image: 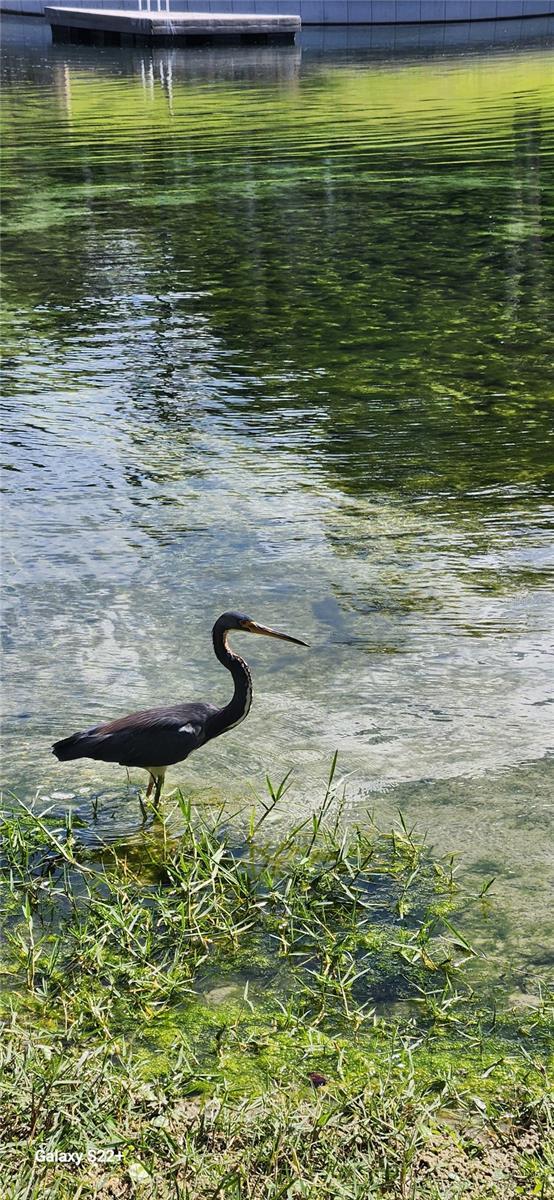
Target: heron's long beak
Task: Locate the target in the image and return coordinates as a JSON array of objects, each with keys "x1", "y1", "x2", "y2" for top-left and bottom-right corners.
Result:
[{"x1": 244, "y1": 620, "x2": 309, "y2": 647}]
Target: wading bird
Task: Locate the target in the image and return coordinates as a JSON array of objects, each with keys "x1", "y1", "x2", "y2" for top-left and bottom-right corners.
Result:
[{"x1": 52, "y1": 611, "x2": 308, "y2": 804}]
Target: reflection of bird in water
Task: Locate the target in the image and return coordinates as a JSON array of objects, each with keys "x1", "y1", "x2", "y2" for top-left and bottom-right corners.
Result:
[{"x1": 53, "y1": 612, "x2": 308, "y2": 805}]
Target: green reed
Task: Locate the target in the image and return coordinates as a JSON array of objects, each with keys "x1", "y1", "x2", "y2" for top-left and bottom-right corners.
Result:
[{"x1": 0, "y1": 766, "x2": 552, "y2": 1199}]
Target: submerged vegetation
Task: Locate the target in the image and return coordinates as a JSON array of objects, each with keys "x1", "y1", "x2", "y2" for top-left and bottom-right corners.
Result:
[{"x1": 1, "y1": 764, "x2": 552, "y2": 1198}]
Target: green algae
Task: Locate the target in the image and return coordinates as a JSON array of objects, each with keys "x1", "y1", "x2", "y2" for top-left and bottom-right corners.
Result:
[{"x1": 1, "y1": 783, "x2": 552, "y2": 1197}]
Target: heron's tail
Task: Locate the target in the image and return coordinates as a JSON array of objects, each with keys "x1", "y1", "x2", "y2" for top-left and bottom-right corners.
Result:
[{"x1": 52, "y1": 731, "x2": 88, "y2": 761}]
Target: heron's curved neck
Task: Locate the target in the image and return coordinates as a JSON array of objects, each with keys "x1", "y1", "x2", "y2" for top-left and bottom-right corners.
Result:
[{"x1": 206, "y1": 627, "x2": 253, "y2": 740}]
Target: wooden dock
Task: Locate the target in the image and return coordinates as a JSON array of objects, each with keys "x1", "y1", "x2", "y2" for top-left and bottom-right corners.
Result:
[{"x1": 44, "y1": 6, "x2": 301, "y2": 44}]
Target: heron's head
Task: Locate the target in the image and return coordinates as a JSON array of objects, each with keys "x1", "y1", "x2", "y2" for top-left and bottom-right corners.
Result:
[{"x1": 215, "y1": 611, "x2": 308, "y2": 647}]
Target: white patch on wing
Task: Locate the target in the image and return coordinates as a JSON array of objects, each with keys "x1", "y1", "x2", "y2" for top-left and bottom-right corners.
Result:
[{"x1": 179, "y1": 724, "x2": 197, "y2": 735}]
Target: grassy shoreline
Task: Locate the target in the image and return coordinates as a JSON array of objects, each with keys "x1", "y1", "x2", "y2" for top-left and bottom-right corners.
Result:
[{"x1": 1, "y1": 771, "x2": 552, "y2": 1198}]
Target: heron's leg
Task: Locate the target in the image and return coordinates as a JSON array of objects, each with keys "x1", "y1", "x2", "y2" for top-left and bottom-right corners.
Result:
[
  {"x1": 153, "y1": 770, "x2": 166, "y2": 806},
  {"x1": 139, "y1": 773, "x2": 156, "y2": 823}
]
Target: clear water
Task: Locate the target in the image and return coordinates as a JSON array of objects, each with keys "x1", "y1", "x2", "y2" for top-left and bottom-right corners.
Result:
[{"x1": 1, "y1": 17, "x2": 553, "y2": 986}]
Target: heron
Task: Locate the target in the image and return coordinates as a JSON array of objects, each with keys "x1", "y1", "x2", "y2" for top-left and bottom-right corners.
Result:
[{"x1": 52, "y1": 611, "x2": 308, "y2": 805}]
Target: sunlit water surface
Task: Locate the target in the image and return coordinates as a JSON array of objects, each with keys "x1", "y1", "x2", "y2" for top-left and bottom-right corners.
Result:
[{"x1": 1, "y1": 17, "x2": 554, "y2": 988}]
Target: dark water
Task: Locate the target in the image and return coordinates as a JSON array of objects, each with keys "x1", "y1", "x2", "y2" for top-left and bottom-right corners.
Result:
[{"x1": 1, "y1": 17, "x2": 553, "y2": 983}]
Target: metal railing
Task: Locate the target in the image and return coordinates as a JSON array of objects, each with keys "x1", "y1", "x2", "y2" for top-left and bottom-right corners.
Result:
[{"x1": 137, "y1": 0, "x2": 171, "y2": 12}]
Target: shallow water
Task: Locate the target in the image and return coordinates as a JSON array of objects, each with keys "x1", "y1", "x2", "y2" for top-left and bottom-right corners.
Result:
[{"x1": 1, "y1": 17, "x2": 553, "y2": 984}]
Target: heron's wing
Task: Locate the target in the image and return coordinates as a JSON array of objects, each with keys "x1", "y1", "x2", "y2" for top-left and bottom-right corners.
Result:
[{"x1": 55, "y1": 702, "x2": 218, "y2": 768}]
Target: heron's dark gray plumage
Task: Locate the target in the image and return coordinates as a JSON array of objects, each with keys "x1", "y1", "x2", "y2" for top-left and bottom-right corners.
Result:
[{"x1": 52, "y1": 611, "x2": 307, "y2": 803}]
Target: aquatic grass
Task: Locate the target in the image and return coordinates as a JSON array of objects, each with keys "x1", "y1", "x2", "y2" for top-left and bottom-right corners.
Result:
[
  {"x1": 2, "y1": 809, "x2": 463, "y2": 1029},
  {"x1": 0, "y1": 771, "x2": 552, "y2": 1198}
]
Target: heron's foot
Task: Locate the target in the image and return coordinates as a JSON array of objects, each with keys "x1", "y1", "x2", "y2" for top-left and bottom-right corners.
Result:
[
  {"x1": 139, "y1": 771, "x2": 166, "y2": 824},
  {"x1": 138, "y1": 795, "x2": 163, "y2": 829},
  {"x1": 139, "y1": 789, "x2": 165, "y2": 824}
]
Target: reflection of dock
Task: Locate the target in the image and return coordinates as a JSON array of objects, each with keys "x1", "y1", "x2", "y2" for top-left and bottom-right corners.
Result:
[{"x1": 45, "y1": 6, "x2": 301, "y2": 44}]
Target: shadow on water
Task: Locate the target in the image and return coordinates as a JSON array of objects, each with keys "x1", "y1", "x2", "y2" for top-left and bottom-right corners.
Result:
[{"x1": 3, "y1": 11, "x2": 554, "y2": 55}]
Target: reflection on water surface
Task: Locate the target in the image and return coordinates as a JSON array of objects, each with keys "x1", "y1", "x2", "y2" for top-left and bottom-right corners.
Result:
[{"x1": 1, "y1": 16, "x2": 553, "y2": 982}]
